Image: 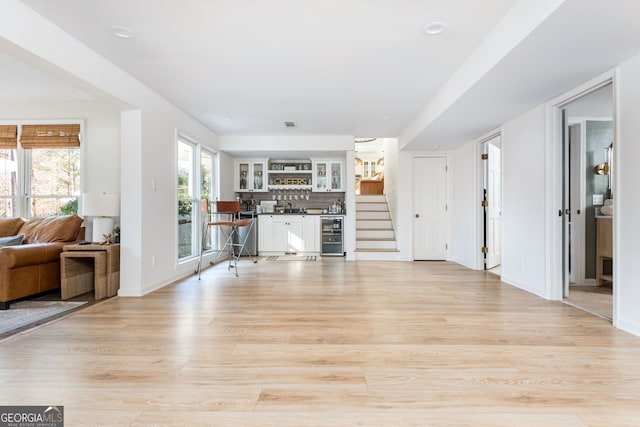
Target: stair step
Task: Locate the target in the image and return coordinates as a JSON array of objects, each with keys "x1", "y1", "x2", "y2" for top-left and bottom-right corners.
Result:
[
  {"x1": 356, "y1": 211, "x2": 390, "y2": 220},
  {"x1": 353, "y1": 249, "x2": 403, "y2": 261},
  {"x1": 356, "y1": 239, "x2": 397, "y2": 250},
  {"x1": 356, "y1": 195, "x2": 386, "y2": 203},
  {"x1": 355, "y1": 202, "x2": 388, "y2": 211},
  {"x1": 356, "y1": 229, "x2": 395, "y2": 239},
  {"x1": 356, "y1": 219, "x2": 393, "y2": 229}
]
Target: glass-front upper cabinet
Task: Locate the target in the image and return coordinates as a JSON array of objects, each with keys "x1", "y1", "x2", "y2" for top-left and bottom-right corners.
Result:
[
  {"x1": 312, "y1": 159, "x2": 344, "y2": 192},
  {"x1": 235, "y1": 159, "x2": 267, "y2": 192}
]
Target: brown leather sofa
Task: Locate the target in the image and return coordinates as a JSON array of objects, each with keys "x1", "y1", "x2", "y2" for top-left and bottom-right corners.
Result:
[{"x1": 0, "y1": 215, "x2": 84, "y2": 309}]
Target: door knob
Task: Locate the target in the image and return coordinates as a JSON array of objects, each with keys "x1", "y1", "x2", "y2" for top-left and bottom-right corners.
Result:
[{"x1": 415, "y1": 214, "x2": 420, "y2": 218}]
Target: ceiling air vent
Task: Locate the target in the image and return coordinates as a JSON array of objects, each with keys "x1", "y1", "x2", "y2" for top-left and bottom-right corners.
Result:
[{"x1": 284, "y1": 121, "x2": 296, "y2": 128}]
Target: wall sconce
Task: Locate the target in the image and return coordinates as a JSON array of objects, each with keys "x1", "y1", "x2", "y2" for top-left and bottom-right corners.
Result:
[{"x1": 82, "y1": 193, "x2": 120, "y2": 243}]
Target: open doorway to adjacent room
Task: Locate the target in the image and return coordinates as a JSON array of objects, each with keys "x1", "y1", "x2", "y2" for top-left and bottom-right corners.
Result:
[
  {"x1": 354, "y1": 138, "x2": 384, "y2": 195},
  {"x1": 482, "y1": 134, "x2": 502, "y2": 276},
  {"x1": 560, "y1": 83, "x2": 614, "y2": 320}
]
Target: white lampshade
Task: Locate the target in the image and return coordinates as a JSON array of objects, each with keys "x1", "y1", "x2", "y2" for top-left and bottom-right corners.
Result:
[
  {"x1": 82, "y1": 193, "x2": 120, "y2": 243},
  {"x1": 82, "y1": 193, "x2": 120, "y2": 217}
]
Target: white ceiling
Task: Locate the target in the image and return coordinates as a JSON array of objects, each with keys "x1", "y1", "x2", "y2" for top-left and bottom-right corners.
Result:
[{"x1": 5, "y1": 0, "x2": 640, "y2": 150}]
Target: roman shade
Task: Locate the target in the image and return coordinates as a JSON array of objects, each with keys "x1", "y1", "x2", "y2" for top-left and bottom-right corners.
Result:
[
  {"x1": 20, "y1": 124, "x2": 80, "y2": 148},
  {"x1": 0, "y1": 125, "x2": 18, "y2": 150}
]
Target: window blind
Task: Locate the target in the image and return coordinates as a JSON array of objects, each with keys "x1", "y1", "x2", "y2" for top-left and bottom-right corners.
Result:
[
  {"x1": 20, "y1": 124, "x2": 80, "y2": 148},
  {"x1": 0, "y1": 125, "x2": 18, "y2": 149}
]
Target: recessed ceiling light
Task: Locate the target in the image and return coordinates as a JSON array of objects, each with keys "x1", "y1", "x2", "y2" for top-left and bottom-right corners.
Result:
[
  {"x1": 110, "y1": 25, "x2": 136, "y2": 39},
  {"x1": 423, "y1": 21, "x2": 448, "y2": 36}
]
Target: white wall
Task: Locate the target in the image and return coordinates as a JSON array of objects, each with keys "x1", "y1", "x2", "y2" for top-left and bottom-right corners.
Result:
[
  {"x1": 383, "y1": 138, "x2": 399, "y2": 240},
  {"x1": 377, "y1": 138, "x2": 409, "y2": 261},
  {"x1": 218, "y1": 151, "x2": 235, "y2": 201},
  {"x1": 615, "y1": 53, "x2": 640, "y2": 335},
  {"x1": 394, "y1": 150, "x2": 415, "y2": 261},
  {"x1": 134, "y1": 106, "x2": 220, "y2": 295},
  {"x1": 500, "y1": 105, "x2": 548, "y2": 298},
  {"x1": 450, "y1": 141, "x2": 481, "y2": 269}
]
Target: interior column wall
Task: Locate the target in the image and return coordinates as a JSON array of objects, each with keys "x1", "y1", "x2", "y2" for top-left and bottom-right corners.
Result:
[
  {"x1": 501, "y1": 105, "x2": 548, "y2": 298},
  {"x1": 615, "y1": 54, "x2": 640, "y2": 335}
]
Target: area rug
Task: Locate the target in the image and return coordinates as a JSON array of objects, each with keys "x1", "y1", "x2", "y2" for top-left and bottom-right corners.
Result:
[
  {"x1": 0, "y1": 301, "x2": 86, "y2": 334},
  {"x1": 266, "y1": 255, "x2": 317, "y2": 261}
]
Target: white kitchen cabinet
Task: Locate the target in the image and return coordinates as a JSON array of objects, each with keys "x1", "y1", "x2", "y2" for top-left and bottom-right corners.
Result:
[
  {"x1": 272, "y1": 215, "x2": 304, "y2": 253},
  {"x1": 312, "y1": 159, "x2": 344, "y2": 192},
  {"x1": 258, "y1": 214, "x2": 320, "y2": 255},
  {"x1": 235, "y1": 159, "x2": 267, "y2": 192}
]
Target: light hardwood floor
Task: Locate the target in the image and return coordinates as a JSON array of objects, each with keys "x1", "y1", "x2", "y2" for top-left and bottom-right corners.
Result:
[{"x1": 1, "y1": 259, "x2": 640, "y2": 426}]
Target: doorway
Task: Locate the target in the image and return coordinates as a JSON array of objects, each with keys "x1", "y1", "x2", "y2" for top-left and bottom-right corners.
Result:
[
  {"x1": 482, "y1": 135, "x2": 502, "y2": 274},
  {"x1": 559, "y1": 84, "x2": 614, "y2": 320},
  {"x1": 354, "y1": 138, "x2": 384, "y2": 195}
]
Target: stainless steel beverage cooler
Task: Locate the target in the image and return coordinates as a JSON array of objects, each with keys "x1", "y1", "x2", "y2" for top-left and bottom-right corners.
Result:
[
  {"x1": 234, "y1": 211, "x2": 257, "y2": 256},
  {"x1": 321, "y1": 216, "x2": 344, "y2": 256}
]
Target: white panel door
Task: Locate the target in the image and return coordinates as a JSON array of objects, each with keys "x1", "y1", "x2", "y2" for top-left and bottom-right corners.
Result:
[
  {"x1": 413, "y1": 157, "x2": 447, "y2": 260},
  {"x1": 486, "y1": 139, "x2": 502, "y2": 269}
]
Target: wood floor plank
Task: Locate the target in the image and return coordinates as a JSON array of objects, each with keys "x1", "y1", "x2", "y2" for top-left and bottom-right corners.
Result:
[{"x1": 1, "y1": 259, "x2": 639, "y2": 425}]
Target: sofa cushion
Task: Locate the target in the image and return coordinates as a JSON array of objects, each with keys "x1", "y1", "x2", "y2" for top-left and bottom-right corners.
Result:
[
  {"x1": 0, "y1": 234, "x2": 24, "y2": 247},
  {"x1": 19, "y1": 215, "x2": 84, "y2": 244},
  {"x1": 0, "y1": 218, "x2": 25, "y2": 238}
]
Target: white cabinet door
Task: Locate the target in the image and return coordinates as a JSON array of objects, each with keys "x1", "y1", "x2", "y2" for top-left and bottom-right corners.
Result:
[
  {"x1": 258, "y1": 215, "x2": 274, "y2": 252},
  {"x1": 235, "y1": 159, "x2": 267, "y2": 192},
  {"x1": 287, "y1": 217, "x2": 304, "y2": 253},
  {"x1": 312, "y1": 159, "x2": 344, "y2": 192},
  {"x1": 271, "y1": 216, "x2": 290, "y2": 252},
  {"x1": 302, "y1": 215, "x2": 320, "y2": 253}
]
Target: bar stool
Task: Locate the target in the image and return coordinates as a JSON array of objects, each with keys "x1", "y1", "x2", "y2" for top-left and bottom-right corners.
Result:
[{"x1": 196, "y1": 200, "x2": 257, "y2": 278}]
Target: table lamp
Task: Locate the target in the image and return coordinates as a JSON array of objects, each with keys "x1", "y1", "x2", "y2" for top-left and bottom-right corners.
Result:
[{"x1": 82, "y1": 193, "x2": 120, "y2": 243}]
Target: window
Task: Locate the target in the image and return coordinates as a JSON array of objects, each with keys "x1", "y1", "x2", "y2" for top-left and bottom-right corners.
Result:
[
  {"x1": 0, "y1": 123, "x2": 80, "y2": 218},
  {"x1": 178, "y1": 139, "x2": 196, "y2": 260},
  {"x1": 0, "y1": 125, "x2": 18, "y2": 217},
  {"x1": 177, "y1": 136, "x2": 218, "y2": 262}
]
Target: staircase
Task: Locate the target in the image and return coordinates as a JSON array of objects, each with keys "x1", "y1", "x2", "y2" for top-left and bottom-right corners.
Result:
[{"x1": 355, "y1": 195, "x2": 399, "y2": 260}]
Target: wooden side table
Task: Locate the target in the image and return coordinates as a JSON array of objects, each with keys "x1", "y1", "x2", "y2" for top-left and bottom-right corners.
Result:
[
  {"x1": 61, "y1": 243, "x2": 120, "y2": 300},
  {"x1": 596, "y1": 217, "x2": 613, "y2": 286}
]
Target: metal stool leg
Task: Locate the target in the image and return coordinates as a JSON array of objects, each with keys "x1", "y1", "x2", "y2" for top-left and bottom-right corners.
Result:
[{"x1": 197, "y1": 223, "x2": 233, "y2": 279}]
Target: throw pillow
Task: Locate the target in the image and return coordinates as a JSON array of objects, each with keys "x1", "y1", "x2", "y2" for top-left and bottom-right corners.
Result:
[
  {"x1": 0, "y1": 234, "x2": 25, "y2": 247},
  {"x1": 0, "y1": 217, "x2": 25, "y2": 237}
]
